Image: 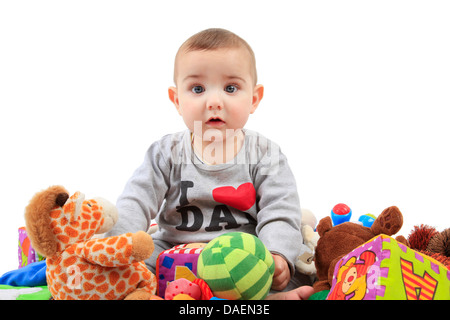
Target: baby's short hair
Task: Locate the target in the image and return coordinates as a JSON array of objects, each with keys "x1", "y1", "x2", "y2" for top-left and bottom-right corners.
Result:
[{"x1": 174, "y1": 28, "x2": 257, "y2": 85}]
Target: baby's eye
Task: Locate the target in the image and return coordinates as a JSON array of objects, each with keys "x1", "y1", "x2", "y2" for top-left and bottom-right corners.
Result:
[
  {"x1": 225, "y1": 85, "x2": 238, "y2": 93},
  {"x1": 191, "y1": 85, "x2": 205, "y2": 94}
]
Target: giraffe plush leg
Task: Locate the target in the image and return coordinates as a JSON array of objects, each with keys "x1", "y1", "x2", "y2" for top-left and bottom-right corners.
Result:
[
  {"x1": 124, "y1": 288, "x2": 155, "y2": 300},
  {"x1": 124, "y1": 264, "x2": 157, "y2": 300},
  {"x1": 124, "y1": 279, "x2": 158, "y2": 300}
]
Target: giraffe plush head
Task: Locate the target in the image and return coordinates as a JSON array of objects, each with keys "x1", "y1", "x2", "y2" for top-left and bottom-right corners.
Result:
[
  {"x1": 24, "y1": 185, "x2": 157, "y2": 300},
  {"x1": 25, "y1": 185, "x2": 118, "y2": 257}
]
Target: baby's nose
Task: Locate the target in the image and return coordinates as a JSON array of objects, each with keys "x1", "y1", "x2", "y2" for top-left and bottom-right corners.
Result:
[{"x1": 206, "y1": 90, "x2": 223, "y2": 110}]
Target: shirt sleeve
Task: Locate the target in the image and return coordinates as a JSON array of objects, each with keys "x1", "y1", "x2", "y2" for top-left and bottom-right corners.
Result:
[
  {"x1": 252, "y1": 142, "x2": 307, "y2": 275},
  {"x1": 106, "y1": 139, "x2": 171, "y2": 237}
]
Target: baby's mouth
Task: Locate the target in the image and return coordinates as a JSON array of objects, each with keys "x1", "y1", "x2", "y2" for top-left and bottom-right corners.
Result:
[{"x1": 206, "y1": 117, "x2": 225, "y2": 126}]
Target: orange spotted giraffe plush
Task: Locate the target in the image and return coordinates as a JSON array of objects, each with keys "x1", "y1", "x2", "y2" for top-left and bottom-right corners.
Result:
[{"x1": 24, "y1": 185, "x2": 158, "y2": 300}]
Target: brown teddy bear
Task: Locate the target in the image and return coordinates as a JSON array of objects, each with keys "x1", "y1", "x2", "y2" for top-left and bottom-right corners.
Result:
[{"x1": 313, "y1": 206, "x2": 407, "y2": 293}]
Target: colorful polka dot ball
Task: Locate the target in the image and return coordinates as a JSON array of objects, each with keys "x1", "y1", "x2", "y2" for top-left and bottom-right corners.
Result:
[{"x1": 197, "y1": 232, "x2": 274, "y2": 300}]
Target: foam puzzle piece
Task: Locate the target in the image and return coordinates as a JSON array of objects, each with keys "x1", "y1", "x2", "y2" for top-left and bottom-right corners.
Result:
[
  {"x1": 156, "y1": 243, "x2": 205, "y2": 298},
  {"x1": 0, "y1": 285, "x2": 51, "y2": 300},
  {"x1": 327, "y1": 234, "x2": 450, "y2": 300},
  {"x1": 18, "y1": 227, "x2": 44, "y2": 268}
]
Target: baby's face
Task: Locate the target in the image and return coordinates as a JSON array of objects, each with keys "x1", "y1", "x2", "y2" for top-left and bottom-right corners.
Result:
[{"x1": 169, "y1": 47, "x2": 263, "y2": 142}]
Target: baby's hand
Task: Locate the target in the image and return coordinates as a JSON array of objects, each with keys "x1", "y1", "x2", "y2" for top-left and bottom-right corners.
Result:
[{"x1": 271, "y1": 254, "x2": 290, "y2": 291}]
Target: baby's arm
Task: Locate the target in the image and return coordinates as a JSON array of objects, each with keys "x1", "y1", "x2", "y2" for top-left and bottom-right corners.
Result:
[
  {"x1": 107, "y1": 140, "x2": 171, "y2": 237},
  {"x1": 253, "y1": 144, "x2": 305, "y2": 285},
  {"x1": 271, "y1": 254, "x2": 291, "y2": 290}
]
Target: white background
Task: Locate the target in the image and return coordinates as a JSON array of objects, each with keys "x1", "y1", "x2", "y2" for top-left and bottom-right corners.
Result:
[{"x1": 1, "y1": 1, "x2": 449, "y2": 275}]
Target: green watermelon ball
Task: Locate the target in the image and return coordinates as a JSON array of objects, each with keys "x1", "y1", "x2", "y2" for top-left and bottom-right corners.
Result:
[{"x1": 197, "y1": 232, "x2": 275, "y2": 300}]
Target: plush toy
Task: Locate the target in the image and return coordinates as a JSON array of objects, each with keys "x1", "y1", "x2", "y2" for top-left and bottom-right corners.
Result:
[
  {"x1": 197, "y1": 232, "x2": 274, "y2": 300},
  {"x1": 24, "y1": 185, "x2": 157, "y2": 300},
  {"x1": 165, "y1": 278, "x2": 201, "y2": 300},
  {"x1": 407, "y1": 224, "x2": 450, "y2": 269},
  {"x1": 313, "y1": 206, "x2": 407, "y2": 293},
  {"x1": 295, "y1": 209, "x2": 319, "y2": 276},
  {"x1": 156, "y1": 242, "x2": 206, "y2": 298},
  {"x1": 164, "y1": 277, "x2": 214, "y2": 300}
]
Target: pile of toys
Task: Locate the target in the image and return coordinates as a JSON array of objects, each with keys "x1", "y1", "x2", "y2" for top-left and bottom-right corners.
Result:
[
  {"x1": 310, "y1": 203, "x2": 450, "y2": 300},
  {"x1": 1, "y1": 186, "x2": 449, "y2": 300}
]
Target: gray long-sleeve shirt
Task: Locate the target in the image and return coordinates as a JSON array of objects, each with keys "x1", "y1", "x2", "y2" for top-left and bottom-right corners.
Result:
[{"x1": 109, "y1": 129, "x2": 306, "y2": 273}]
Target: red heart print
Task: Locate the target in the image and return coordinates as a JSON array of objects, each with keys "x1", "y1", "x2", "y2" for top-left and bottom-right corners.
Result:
[{"x1": 212, "y1": 182, "x2": 256, "y2": 212}]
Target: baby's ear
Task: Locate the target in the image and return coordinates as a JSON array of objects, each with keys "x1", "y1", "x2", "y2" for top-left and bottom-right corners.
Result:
[
  {"x1": 168, "y1": 86, "x2": 181, "y2": 114},
  {"x1": 251, "y1": 84, "x2": 264, "y2": 114},
  {"x1": 316, "y1": 216, "x2": 333, "y2": 237}
]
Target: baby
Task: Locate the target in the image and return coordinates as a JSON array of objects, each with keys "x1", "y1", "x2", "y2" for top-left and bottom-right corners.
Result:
[{"x1": 108, "y1": 28, "x2": 313, "y2": 300}]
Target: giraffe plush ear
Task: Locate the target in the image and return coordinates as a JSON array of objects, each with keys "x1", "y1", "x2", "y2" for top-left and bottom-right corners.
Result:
[
  {"x1": 24, "y1": 185, "x2": 69, "y2": 257},
  {"x1": 55, "y1": 192, "x2": 69, "y2": 207}
]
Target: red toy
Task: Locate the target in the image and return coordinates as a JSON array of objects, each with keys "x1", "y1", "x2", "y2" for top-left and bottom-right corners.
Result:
[{"x1": 331, "y1": 203, "x2": 352, "y2": 225}]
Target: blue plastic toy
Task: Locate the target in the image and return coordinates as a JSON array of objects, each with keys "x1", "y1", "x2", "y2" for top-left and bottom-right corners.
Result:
[
  {"x1": 331, "y1": 203, "x2": 352, "y2": 225},
  {"x1": 358, "y1": 214, "x2": 376, "y2": 228}
]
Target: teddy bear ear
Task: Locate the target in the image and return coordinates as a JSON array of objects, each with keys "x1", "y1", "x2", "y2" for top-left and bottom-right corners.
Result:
[
  {"x1": 24, "y1": 185, "x2": 69, "y2": 257},
  {"x1": 371, "y1": 206, "x2": 403, "y2": 236},
  {"x1": 316, "y1": 216, "x2": 333, "y2": 237}
]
